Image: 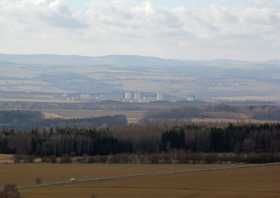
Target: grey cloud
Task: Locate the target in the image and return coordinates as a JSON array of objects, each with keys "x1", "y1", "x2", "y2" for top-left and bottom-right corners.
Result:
[
  {"x1": 0, "y1": 0, "x2": 88, "y2": 29},
  {"x1": 0, "y1": 0, "x2": 279, "y2": 60},
  {"x1": 88, "y1": 1, "x2": 280, "y2": 42},
  {"x1": 39, "y1": 5, "x2": 88, "y2": 29}
]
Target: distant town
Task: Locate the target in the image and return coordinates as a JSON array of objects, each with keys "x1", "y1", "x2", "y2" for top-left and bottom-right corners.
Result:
[{"x1": 0, "y1": 90, "x2": 197, "y2": 103}]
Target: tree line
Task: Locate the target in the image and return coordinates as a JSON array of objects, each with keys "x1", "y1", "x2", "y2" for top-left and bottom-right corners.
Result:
[{"x1": 1, "y1": 123, "x2": 280, "y2": 158}]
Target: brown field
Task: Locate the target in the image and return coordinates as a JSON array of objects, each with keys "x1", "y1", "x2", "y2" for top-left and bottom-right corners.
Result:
[
  {"x1": 43, "y1": 109, "x2": 145, "y2": 123},
  {"x1": 0, "y1": 154, "x2": 12, "y2": 161},
  {"x1": 0, "y1": 164, "x2": 279, "y2": 198},
  {"x1": 191, "y1": 118, "x2": 280, "y2": 124},
  {"x1": 0, "y1": 164, "x2": 225, "y2": 186},
  {"x1": 0, "y1": 154, "x2": 14, "y2": 164}
]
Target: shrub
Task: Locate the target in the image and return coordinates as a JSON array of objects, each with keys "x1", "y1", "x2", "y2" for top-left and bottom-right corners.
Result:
[
  {"x1": 0, "y1": 184, "x2": 21, "y2": 198},
  {"x1": 35, "y1": 177, "x2": 43, "y2": 185},
  {"x1": 90, "y1": 193, "x2": 97, "y2": 198},
  {"x1": 60, "y1": 155, "x2": 72, "y2": 164}
]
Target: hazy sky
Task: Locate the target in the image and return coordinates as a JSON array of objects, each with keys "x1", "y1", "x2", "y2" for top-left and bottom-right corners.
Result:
[{"x1": 0, "y1": 0, "x2": 279, "y2": 60}]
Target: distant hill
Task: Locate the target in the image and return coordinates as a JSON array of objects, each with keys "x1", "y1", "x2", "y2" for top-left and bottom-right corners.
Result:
[
  {"x1": 0, "y1": 53, "x2": 280, "y2": 102},
  {"x1": 0, "y1": 111, "x2": 127, "y2": 130},
  {"x1": 143, "y1": 104, "x2": 280, "y2": 123},
  {"x1": 1, "y1": 53, "x2": 278, "y2": 68},
  {"x1": 0, "y1": 54, "x2": 188, "y2": 67}
]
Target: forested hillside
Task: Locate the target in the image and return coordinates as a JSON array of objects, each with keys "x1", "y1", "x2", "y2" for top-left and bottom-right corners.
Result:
[
  {"x1": 143, "y1": 104, "x2": 280, "y2": 122},
  {"x1": 0, "y1": 111, "x2": 127, "y2": 130}
]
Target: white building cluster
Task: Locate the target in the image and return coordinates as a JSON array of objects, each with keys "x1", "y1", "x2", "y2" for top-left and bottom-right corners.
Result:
[{"x1": 123, "y1": 91, "x2": 163, "y2": 103}]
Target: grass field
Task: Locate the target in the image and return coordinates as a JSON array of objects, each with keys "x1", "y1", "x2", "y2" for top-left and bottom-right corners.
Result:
[{"x1": 0, "y1": 164, "x2": 279, "y2": 198}]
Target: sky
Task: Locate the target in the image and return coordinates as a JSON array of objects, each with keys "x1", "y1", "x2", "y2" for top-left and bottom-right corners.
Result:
[{"x1": 0, "y1": 0, "x2": 280, "y2": 61}]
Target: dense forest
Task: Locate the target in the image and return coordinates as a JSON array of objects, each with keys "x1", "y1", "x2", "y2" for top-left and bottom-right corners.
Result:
[{"x1": 1, "y1": 123, "x2": 280, "y2": 163}]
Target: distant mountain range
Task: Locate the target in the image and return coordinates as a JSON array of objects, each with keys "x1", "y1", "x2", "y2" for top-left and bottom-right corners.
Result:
[
  {"x1": 0, "y1": 53, "x2": 279, "y2": 102},
  {"x1": 1, "y1": 53, "x2": 277, "y2": 68},
  {"x1": 0, "y1": 54, "x2": 188, "y2": 67}
]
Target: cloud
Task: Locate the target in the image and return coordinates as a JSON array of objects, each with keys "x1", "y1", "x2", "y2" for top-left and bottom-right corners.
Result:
[
  {"x1": 0, "y1": 0, "x2": 87, "y2": 29},
  {"x1": 0, "y1": 0, "x2": 279, "y2": 60},
  {"x1": 86, "y1": 0, "x2": 280, "y2": 41}
]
